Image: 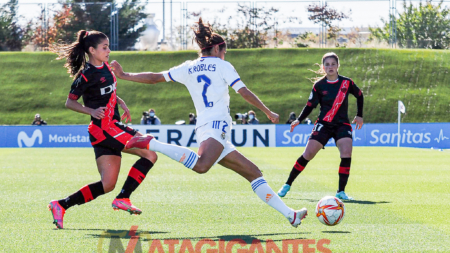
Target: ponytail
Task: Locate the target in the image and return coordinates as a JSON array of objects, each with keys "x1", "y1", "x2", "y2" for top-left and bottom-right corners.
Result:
[
  {"x1": 192, "y1": 18, "x2": 226, "y2": 56},
  {"x1": 51, "y1": 30, "x2": 108, "y2": 78}
]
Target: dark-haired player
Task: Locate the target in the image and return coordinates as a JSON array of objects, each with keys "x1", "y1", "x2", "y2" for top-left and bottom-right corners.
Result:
[
  {"x1": 110, "y1": 18, "x2": 308, "y2": 228},
  {"x1": 48, "y1": 30, "x2": 158, "y2": 229},
  {"x1": 278, "y1": 52, "x2": 364, "y2": 200}
]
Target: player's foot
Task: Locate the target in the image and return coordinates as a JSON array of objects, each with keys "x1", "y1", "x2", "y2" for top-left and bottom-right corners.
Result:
[
  {"x1": 336, "y1": 191, "x2": 354, "y2": 200},
  {"x1": 277, "y1": 184, "x2": 291, "y2": 198},
  {"x1": 48, "y1": 200, "x2": 65, "y2": 229},
  {"x1": 125, "y1": 135, "x2": 153, "y2": 150},
  {"x1": 288, "y1": 208, "x2": 308, "y2": 228},
  {"x1": 112, "y1": 198, "x2": 142, "y2": 215}
]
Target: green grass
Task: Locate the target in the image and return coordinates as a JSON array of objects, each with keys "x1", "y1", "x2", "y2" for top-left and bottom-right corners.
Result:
[
  {"x1": 0, "y1": 147, "x2": 449, "y2": 252},
  {"x1": 1, "y1": 49, "x2": 450, "y2": 125}
]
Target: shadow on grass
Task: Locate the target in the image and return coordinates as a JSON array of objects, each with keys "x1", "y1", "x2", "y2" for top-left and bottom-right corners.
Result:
[
  {"x1": 345, "y1": 200, "x2": 390, "y2": 205},
  {"x1": 322, "y1": 231, "x2": 351, "y2": 234},
  {"x1": 213, "y1": 232, "x2": 312, "y2": 243},
  {"x1": 86, "y1": 229, "x2": 169, "y2": 240},
  {"x1": 288, "y1": 198, "x2": 391, "y2": 205},
  {"x1": 143, "y1": 232, "x2": 311, "y2": 243},
  {"x1": 88, "y1": 231, "x2": 311, "y2": 243}
]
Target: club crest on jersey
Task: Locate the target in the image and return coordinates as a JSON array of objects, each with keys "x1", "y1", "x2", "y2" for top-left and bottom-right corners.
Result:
[
  {"x1": 221, "y1": 132, "x2": 226, "y2": 140},
  {"x1": 322, "y1": 91, "x2": 328, "y2": 95},
  {"x1": 341, "y1": 87, "x2": 348, "y2": 93},
  {"x1": 100, "y1": 84, "x2": 116, "y2": 95}
]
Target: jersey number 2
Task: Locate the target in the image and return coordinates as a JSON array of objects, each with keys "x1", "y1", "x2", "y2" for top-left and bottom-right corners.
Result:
[{"x1": 197, "y1": 74, "x2": 213, "y2": 107}]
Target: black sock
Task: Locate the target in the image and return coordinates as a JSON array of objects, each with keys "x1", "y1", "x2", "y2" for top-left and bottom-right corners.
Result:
[
  {"x1": 58, "y1": 181, "x2": 105, "y2": 210},
  {"x1": 338, "y1": 157, "x2": 351, "y2": 192},
  {"x1": 286, "y1": 155, "x2": 309, "y2": 186},
  {"x1": 116, "y1": 158, "x2": 154, "y2": 199}
]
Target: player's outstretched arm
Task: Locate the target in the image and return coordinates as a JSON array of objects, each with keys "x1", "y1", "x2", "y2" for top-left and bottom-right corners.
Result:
[
  {"x1": 238, "y1": 87, "x2": 279, "y2": 124},
  {"x1": 110, "y1": 60, "x2": 165, "y2": 84}
]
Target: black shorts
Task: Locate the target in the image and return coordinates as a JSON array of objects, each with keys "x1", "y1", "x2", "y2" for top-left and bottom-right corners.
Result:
[
  {"x1": 88, "y1": 121, "x2": 138, "y2": 159},
  {"x1": 93, "y1": 145, "x2": 122, "y2": 159},
  {"x1": 309, "y1": 121, "x2": 352, "y2": 147}
]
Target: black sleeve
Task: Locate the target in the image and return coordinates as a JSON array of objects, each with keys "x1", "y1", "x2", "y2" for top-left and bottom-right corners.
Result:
[
  {"x1": 296, "y1": 84, "x2": 319, "y2": 122},
  {"x1": 68, "y1": 71, "x2": 98, "y2": 100},
  {"x1": 350, "y1": 80, "x2": 364, "y2": 117},
  {"x1": 296, "y1": 105, "x2": 314, "y2": 123}
]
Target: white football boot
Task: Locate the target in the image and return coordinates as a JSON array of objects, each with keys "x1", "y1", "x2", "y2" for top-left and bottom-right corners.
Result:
[{"x1": 288, "y1": 208, "x2": 308, "y2": 228}]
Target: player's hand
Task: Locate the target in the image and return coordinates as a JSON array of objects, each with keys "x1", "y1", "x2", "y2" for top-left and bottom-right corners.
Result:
[
  {"x1": 119, "y1": 101, "x2": 132, "y2": 123},
  {"x1": 352, "y1": 116, "x2": 363, "y2": 130},
  {"x1": 290, "y1": 120, "x2": 300, "y2": 132},
  {"x1": 110, "y1": 60, "x2": 124, "y2": 79},
  {"x1": 91, "y1": 107, "x2": 107, "y2": 119},
  {"x1": 266, "y1": 111, "x2": 279, "y2": 124}
]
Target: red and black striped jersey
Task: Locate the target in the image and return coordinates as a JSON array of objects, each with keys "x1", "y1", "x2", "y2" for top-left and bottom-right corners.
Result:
[
  {"x1": 68, "y1": 62, "x2": 120, "y2": 126},
  {"x1": 305, "y1": 75, "x2": 363, "y2": 124}
]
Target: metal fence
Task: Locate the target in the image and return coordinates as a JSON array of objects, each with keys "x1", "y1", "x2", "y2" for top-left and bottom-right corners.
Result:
[{"x1": 3, "y1": 0, "x2": 450, "y2": 51}]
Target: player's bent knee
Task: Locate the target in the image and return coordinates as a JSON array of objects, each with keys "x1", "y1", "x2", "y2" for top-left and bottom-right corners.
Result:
[
  {"x1": 102, "y1": 181, "x2": 116, "y2": 193},
  {"x1": 145, "y1": 151, "x2": 158, "y2": 164},
  {"x1": 194, "y1": 164, "x2": 212, "y2": 174}
]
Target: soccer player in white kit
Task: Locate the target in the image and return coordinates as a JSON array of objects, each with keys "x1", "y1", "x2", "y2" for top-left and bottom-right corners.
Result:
[{"x1": 111, "y1": 18, "x2": 307, "y2": 227}]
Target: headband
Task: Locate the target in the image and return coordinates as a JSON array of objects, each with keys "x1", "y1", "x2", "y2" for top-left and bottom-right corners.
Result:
[{"x1": 201, "y1": 41, "x2": 225, "y2": 50}]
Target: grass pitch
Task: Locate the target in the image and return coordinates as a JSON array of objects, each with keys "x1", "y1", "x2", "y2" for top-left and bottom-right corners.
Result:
[{"x1": 0, "y1": 147, "x2": 449, "y2": 252}]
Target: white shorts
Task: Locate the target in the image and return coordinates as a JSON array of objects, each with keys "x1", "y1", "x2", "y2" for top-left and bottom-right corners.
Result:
[{"x1": 196, "y1": 120, "x2": 236, "y2": 165}]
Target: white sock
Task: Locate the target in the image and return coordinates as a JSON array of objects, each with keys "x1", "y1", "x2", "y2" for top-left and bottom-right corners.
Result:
[
  {"x1": 149, "y1": 139, "x2": 198, "y2": 169},
  {"x1": 251, "y1": 177, "x2": 292, "y2": 218}
]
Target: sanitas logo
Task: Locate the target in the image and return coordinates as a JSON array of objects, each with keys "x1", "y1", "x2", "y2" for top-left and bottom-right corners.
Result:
[
  {"x1": 370, "y1": 129, "x2": 431, "y2": 144},
  {"x1": 17, "y1": 129, "x2": 43, "y2": 147}
]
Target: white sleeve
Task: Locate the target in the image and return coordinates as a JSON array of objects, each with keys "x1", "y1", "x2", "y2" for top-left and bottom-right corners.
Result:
[
  {"x1": 162, "y1": 61, "x2": 191, "y2": 84},
  {"x1": 222, "y1": 61, "x2": 246, "y2": 93}
]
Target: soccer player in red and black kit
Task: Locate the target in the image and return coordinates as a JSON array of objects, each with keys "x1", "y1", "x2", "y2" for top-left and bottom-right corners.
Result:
[
  {"x1": 277, "y1": 52, "x2": 364, "y2": 200},
  {"x1": 48, "y1": 30, "x2": 158, "y2": 229}
]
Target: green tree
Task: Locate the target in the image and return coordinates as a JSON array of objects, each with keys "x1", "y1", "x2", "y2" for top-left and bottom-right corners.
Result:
[
  {"x1": 370, "y1": 0, "x2": 450, "y2": 49},
  {"x1": 0, "y1": 0, "x2": 31, "y2": 51},
  {"x1": 52, "y1": 0, "x2": 147, "y2": 50}
]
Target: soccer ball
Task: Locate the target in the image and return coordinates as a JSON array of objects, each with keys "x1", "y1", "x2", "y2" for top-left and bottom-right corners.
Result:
[{"x1": 315, "y1": 196, "x2": 345, "y2": 226}]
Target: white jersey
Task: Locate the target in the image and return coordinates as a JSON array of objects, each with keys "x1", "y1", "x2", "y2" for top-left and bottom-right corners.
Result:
[{"x1": 162, "y1": 57, "x2": 246, "y2": 127}]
